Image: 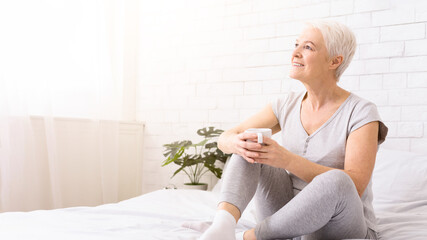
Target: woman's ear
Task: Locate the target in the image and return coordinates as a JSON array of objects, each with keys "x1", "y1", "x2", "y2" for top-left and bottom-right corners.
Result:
[{"x1": 329, "y1": 55, "x2": 343, "y2": 70}]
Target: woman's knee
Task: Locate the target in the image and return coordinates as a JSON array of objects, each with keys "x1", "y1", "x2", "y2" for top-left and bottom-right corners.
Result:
[
  {"x1": 229, "y1": 153, "x2": 247, "y2": 163},
  {"x1": 227, "y1": 154, "x2": 251, "y2": 169},
  {"x1": 229, "y1": 153, "x2": 266, "y2": 169},
  {"x1": 312, "y1": 169, "x2": 355, "y2": 193}
]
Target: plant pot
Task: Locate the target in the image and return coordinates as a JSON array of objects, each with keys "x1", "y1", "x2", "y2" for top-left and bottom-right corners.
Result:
[{"x1": 183, "y1": 183, "x2": 208, "y2": 191}]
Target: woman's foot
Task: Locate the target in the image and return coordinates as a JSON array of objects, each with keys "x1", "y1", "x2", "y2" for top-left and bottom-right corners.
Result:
[{"x1": 199, "y1": 210, "x2": 237, "y2": 240}]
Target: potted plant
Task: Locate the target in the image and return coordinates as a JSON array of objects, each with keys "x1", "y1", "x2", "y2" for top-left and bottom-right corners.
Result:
[{"x1": 162, "y1": 126, "x2": 231, "y2": 190}]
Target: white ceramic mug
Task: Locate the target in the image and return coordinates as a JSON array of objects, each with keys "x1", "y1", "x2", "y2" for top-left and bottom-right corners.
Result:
[{"x1": 244, "y1": 128, "x2": 272, "y2": 144}]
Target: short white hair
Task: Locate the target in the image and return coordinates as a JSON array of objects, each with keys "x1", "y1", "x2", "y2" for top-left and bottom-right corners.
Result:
[{"x1": 304, "y1": 20, "x2": 357, "y2": 81}]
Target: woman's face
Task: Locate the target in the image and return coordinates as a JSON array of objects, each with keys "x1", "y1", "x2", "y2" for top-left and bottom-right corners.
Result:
[{"x1": 289, "y1": 27, "x2": 331, "y2": 82}]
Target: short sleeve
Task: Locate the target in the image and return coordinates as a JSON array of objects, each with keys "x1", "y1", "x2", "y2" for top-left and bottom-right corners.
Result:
[
  {"x1": 270, "y1": 94, "x2": 290, "y2": 124},
  {"x1": 349, "y1": 101, "x2": 388, "y2": 145}
]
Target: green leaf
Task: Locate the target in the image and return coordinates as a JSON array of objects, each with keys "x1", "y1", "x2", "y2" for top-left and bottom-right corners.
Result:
[
  {"x1": 205, "y1": 142, "x2": 217, "y2": 149},
  {"x1": 197, "y1": 127, "x2": 224, "y2": 138},
  {"x1": 162, "y1": 147, "x2": 185, "y2": 166},
  {"x1": 181, "y1": 154, "x2": 201, "y2": 166},
  {"x1": 163, "y1": 140, "x2": 192, "y2": 158},
  {"x1": 202, "y1": 152, "x2": 217, "y2": 165},
  {"x1": 171, "y1": 165, "x2": 186, "y2": 178},
  {"x1": 193, "y1": 139, "x2": 209, "y2": 147},
  {"x1": 204, "y1": 164, "x2": 223, "y2": 179}
]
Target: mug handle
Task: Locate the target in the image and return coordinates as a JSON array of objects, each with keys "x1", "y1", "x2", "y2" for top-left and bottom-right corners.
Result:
[{"x1": 257, "y1": 132, "x2": 263, "y2": 144}]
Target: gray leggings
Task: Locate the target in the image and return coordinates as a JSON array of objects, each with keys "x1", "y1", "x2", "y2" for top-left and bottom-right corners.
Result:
[{"x1": 219, "y1": 154, "x2": 377, "y2": 240}]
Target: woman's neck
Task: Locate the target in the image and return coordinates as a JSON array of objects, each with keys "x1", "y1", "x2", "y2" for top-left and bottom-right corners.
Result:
[{"x1": 302, "y1": 83, "x2": 349, "y2": 111}]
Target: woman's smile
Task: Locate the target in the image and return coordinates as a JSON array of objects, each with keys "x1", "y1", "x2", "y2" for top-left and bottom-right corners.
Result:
[{"x1": 292, "y1": 62, "x2": 305, "y2": 67}]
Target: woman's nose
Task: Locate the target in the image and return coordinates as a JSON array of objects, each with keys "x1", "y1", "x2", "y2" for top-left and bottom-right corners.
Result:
[{"x1": 292, "y1": 47, "x2": 301, "y2": 58}]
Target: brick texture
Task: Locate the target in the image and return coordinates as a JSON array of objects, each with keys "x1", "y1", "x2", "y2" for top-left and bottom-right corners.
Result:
[{"x1": 137, "y1": 0, "x2": 427, "y2": 193}]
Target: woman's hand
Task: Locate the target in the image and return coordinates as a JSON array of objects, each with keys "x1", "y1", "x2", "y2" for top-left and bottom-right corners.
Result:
[
  {"x1": 232, "y1": 132, "x2": 263, "y2": 163},
  {"x1": 234, "y1": 134, "x2": 294, "y2": 169},
  {"x1": 251, "y1": 136, "x2": 294, "y2": 169}
]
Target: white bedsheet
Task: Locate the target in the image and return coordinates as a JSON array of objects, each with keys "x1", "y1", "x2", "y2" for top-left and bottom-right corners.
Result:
[
  {"x1": 0, "y1": 148, "x2": 426, "y2": 239},
  {"x1": 0, "y1": 189, "x2": 256, "y2": 240}
]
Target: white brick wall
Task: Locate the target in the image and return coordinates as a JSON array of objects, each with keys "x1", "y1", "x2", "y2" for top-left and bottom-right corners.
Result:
[
  {"x1": 137, "y1": 0, "x2": 427, "y2": 193},
  {"x1": 380, "y1": 23, "x2": 425, "y2": 41}
]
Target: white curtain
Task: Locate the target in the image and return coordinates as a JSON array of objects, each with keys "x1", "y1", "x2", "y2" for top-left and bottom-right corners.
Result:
[{"x1": 0, "y1": 0, "x2": 138, "y2": 212}]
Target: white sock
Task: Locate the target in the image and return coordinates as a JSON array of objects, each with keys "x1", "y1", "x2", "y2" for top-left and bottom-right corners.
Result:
[
  {"x1": 182, "y1": 221, "x2": 246, "y2": 240},
  {"x1": 199, "y1": 210, "x2": 237, "y2": 240}
]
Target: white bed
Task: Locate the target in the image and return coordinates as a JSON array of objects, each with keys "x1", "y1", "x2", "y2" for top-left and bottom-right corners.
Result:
[{"x1": 0, "y1": 148, "x2": 426, "y2": 240}]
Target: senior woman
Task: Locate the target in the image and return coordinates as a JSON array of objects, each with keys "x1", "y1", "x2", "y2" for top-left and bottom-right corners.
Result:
[{"x1": 198, "y1": 21, "x2": 388, "y2": 240}]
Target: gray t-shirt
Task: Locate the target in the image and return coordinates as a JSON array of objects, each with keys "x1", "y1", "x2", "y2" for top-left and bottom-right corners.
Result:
[{"x1": 271, "y1": 91, "x2": 388, "y2": 231}]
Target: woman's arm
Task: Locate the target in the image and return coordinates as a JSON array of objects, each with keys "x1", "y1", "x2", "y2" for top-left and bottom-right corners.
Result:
[
  {"x1": 254, "y1": 121, "x2": 379, "y2": 197},
  {"x1": 218, "y1": 103, "x2": 280, "y2": 161},
  {"x1": 342, "y1": 121, "x2": 379, "y2": 196}
]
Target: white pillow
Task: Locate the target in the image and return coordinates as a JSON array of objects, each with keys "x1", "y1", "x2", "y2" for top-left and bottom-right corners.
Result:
[
  {"x1": 372, "y1": 149, "x2": 427, "y2": 239},
  {"x1": 372, "y1": 148, "x2": 427, "y2": 205}
]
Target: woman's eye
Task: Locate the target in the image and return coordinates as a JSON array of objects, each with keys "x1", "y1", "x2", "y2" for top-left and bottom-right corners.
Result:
[
  {"x1": 304, "y1": 45, "x2": 313, "y2": 50},
  {"x1": 294, "y1": 43, "x2": 299, "y2": 48}
]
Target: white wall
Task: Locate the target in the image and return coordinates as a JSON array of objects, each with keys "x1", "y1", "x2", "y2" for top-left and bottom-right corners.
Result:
[{"x1": 137, "y1": 0, "x2": 427, "y2": 193}]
